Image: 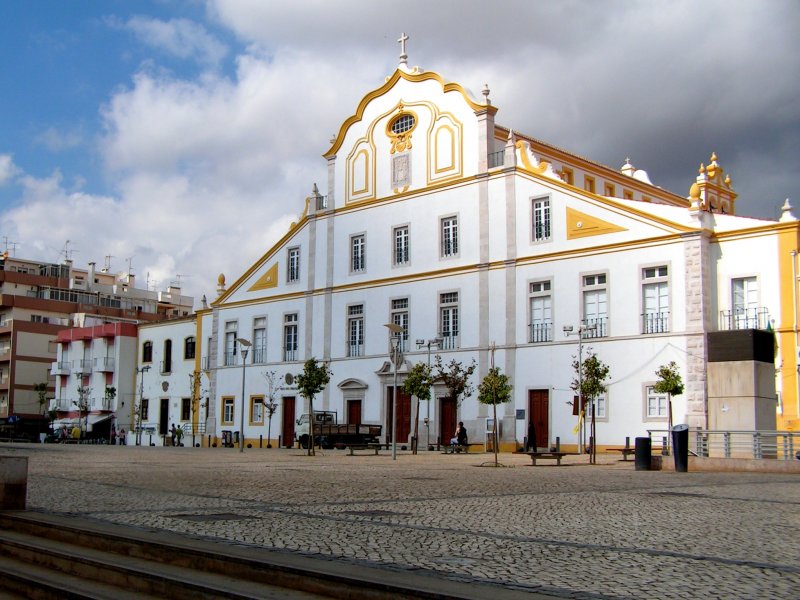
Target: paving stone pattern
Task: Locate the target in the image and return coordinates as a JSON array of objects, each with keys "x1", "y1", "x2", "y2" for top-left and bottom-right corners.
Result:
[{"x1": 3, "y1": 445, "x2": 798, "y2": 599}]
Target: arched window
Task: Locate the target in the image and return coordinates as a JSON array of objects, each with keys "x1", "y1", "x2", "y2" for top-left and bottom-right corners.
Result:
[
  {"x1": 142, "y1": 341, "x2": 153, "y2": 363},
  {"x1": 184, "y1": 336, "x2": 196, "y2": 360}
]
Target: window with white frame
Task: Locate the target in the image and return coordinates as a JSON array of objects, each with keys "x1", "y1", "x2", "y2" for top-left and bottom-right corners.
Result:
[
  {"x1": 529, "y1": 280, "x2": 552, "y2": 343},
  {"x1": 582, "y1": 273, "x2": 607, "y2": 337},
  {"x1": 251, "y1": 396, "x2": 264, "y2": 424},
  {"x1": 393, "y1": 225, "x2": 409, "y2": 265},
  {"x1": 441, "y1": 216, "x2": 458, "y2": 258},
  {"x1": 284, "y1": 313, "x2": 298, "y2": 361},
  {"x1": 287, "y1": 247, "x2": 300, "y2": 283},
  {"x1": 253, "y1": 317, "x2": 267, "y2": 363},
  {"x1": 731, "y1": 276, "x2": 760, "y2": 329},
  {"x1": 351, "y1": 234, "x2": 366, "y2": 272},
  {"x1": 222, "y1": 397, "x2": 234, "y2": 424},
  {"x1": 347, "y1": 304, "x2": 364, "y2": 357},
  {"x1": 645, "y1": 385, "x2": 668, "y2": 419},
  {"x1": 642, "y1": 266, "x2": 669, "y2": 333},
  {"x1": 224, "y1": 321, "x2": 238, "y2": 366},
  {"x1": 532, "y1": 197, "x2": 551, "y2": 242},
  {"x1": 391, "y1": 298, "x2": 409, "y2": 352},
  {"x1": 587, "y1": 394, "x2": 607, "y2": 420},
  {"x1": 439, "y1": 291, "x2": 459, "y2": 349}
]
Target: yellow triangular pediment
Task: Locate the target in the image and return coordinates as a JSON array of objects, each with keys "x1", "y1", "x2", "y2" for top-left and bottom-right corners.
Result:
[
  {"x1": 248, "y1": 263, "x2": 279, "y2": 291},
  {"x1": 566, "y1": 207, "x2": 628, "y2": 239}
]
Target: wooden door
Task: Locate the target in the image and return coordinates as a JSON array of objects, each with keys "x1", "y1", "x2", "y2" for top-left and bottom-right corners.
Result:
[
  {"x1": 282, "y1": 396, "x2": 295, "y2": 448},
  {"x1": 159, "y1": 398, "x2": 169, "y2": 436},
  {"x1": 528, "y1": 389, "x2": 549, "y2": 450},
  {"x1": 439, "y1": 396, "x2": 457, "y2": 446},
  {"x1": 346, "y1": 399, "x2": 361, "y2": 425},
  {"x1": 386, "y1": 387, "x2": 411, "y2": 443}
]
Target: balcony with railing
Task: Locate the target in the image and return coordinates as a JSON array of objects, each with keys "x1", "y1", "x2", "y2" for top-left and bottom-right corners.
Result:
[
  {"x1": 51, "y1": 397, "x2": 72, "y2": 411},
  {"x1": 95, "y1": 356, "x2": 115, "y2": 372},
  {"x1": 284, "y1": 348, "x2": 298, "y2": 362},
  {"x1": 719, "y1": 307, "x2": 770, "y2": 331},
  {"x1": 581, "y1": 318, "x2": 607, "y2": 338},
  {"x1": 76, "y1": 359, "x2": 93, "y2": 374},
  {"x1": 440, "y1": 335, "x2": 459, "y2": 350},
  {"x1": 224, "y1": 351, "x2": 237, "y2": 367},
  {"x1": 642, "y1": 312, "x2": 670, "y2": 334},
  {"x1": 488, "y1": 149, "x2": 505, "y2": 169},
  {"x1": 51, "y1": 361, "x2": 71, "y2": 376},
  {"x1": 348, "y1": 343, "x2": 364, "y2": 358},
  {"x1": 529, "y1": 322, "x2": 553, "y2": 344}
]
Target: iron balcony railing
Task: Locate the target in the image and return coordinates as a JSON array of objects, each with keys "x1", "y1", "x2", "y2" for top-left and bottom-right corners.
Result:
[
  {"x1": 581, "y1": 318, "x2": 607, "y2": 338},
  {"x1": 224, "y1": 352, "x2": 236, "y2": 367},
  {"x1": 642, "y1": 311, "x2": 670, "y2": 334},
  {"x1": 77, "y1": 359, "x2": 93, "y2": 374},
  {"x1": 51, "y1": 361, "x2": 71, "y2": 375},
  {"x1": 440, "y1": 335, "x2": 459, "y2": 350},
  {"x1": 284, "y1": 348, "x2": 298, "y2": 362},
  {"x1": 348, "y1": 344, "x2": 364, "y2": 358},
  {"x1": 529, "y1": 322, "x2": 553, "y2": 343},
  {"x1": 719, "y1": 307, "x2": 770, "y2": 331},
  {"x1": 648, "y1": 429, "x2": 799, "y2": 460},
  {"x1": 51, "y1": 397, "x2": 71, "y2": 411},
  {"x1": 252, "y1": 348, "x2": 266, "y2": 364},
  {"x1": 488, "y1": 149, "x2": 505, "y2": 169},
  {"x1": 95, "y1": 356, "x2": 115, "y2": 372}
]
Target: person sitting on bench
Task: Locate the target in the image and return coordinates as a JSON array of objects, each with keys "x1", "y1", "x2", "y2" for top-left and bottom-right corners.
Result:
[{"x1": 450, "y1": 422, "x2": 468, "y2": 449}]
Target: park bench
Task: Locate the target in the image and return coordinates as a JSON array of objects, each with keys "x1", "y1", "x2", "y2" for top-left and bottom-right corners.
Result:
[
  {"x1": 608, "y1": 447, "x2": 636, "y2": 461},
  {"x1": 524, "y1": 451, "x2": 568, "y2": 466},
  {"x1": 347, "y1": 443, "x2": 383, "y2": 456},
  {"x1": 443, "y1": 443, "x2": 482, "y2": 454}
]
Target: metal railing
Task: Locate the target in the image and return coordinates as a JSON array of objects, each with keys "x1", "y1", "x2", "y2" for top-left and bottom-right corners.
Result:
[
  {"x1": 284, "y1": 348, "x2": 298, "y2": 362},
  {"x1": 648, "y1": 429, "x2": 799, "y2": 460},
  {"x1": 719, "y1": 307, "x2": 770, "y2": 331},
  {"x1": 348, "y1": 344, "x2": 364, "y2": 358},
  {"x1": 440, "y1": 335, "x2": 459, "y2": 350},
  {"x1": 581, "y1": 318, "x2": 607, "y2": 338},
  {"x1": 77, "y1": 359, "x2": 93, "y2": 374},
  {"x1": 488, "y1": 150, "x2": 505, "y2": 168},
  {"x1": 51, "y1": 361, "x2": 71, "y2": 375},
  {"x1": 95, "y1": 356, "x2": 115, "y2": 372},
  {"x1": 224, "y1": 352, "x2": 236, "y2": 367},
  {"x1": 252, "y1": 348, "x2": 266, "y2": 364},
  {"x1": 529, "y1": 322, "x2": 552, "y2": 343},
  {"x1": 642, "y1": 311, "x2": 669, "y2": 334}
]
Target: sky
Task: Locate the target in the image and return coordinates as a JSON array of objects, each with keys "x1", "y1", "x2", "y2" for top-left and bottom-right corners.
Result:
[{"x1": 1, "y1": 0, "x2": 798, "y2": 305}]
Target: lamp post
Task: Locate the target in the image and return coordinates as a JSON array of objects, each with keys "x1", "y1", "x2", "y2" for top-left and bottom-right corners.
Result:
[
  {"x1": 135, "y1": 365, "x2": 151, "y2": 446},
  {"x1": 236, "y1": 338, "x2": 251, "y2": 453},
  {"x1": 563, "y1": 324, "x2": 595, "y2": 454},
  {"x1": 384, "y1": 323, "x2": 403, "y2": 461},
  {"x1": 416, "y1": 337, "x2": 442, "y2": 450}
]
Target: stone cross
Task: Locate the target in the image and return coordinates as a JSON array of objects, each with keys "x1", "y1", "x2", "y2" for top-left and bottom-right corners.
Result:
[{"x1": 398, "y1": 33, "x2": 409, "y2": 64}]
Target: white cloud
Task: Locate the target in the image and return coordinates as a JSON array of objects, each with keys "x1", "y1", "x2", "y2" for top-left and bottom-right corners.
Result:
[
  {"x1": 34, "y1": 127, "x2": 84, "y2": 152},
  {"x1": 122, "y1": 16, "x2": 228, "y2": 68},
  {"x1": 0, "y1": 154, "x2": 19, "y2": 185}
]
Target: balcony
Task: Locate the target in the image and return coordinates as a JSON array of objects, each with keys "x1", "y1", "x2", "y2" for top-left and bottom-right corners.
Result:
[
  {"x1": 642, "y1": 311, "x2": 670, "y2": 334},
  {"x1": 252, "y1": 348, "x2": 266, "y2": 364},
  {"x1": 224, "y1": 352, "x2": 236, "y2": 367},
  {"x1": 348, "y1": 343, "x2": 364, "y2": 358},
  {"x1": 581, "y1": 318, "x2": 607, "y2": 338},
  {"x1": 51, "y1": 398, "x2": 71, "y2": 411},
  {"x1": 51, "y1": 361, "x2": 71, "y2": 376},
  {"x1": 440, "y1": 335, "x2": 459, "y2": 350},
  {"x1": 529, "y1": 322, "x2": 553, "y2": 343},
  {"x1": 720, "y1": 307, "x2": 770, "y2": 331},
  {"x1": 76, "y1": 359, "x2": 93, "y2": 374},
  {"x1": 488, "y1": 149, "x2": 505, "y2": 169},
  {"x1": 95, "y1": 356, "x2": 115, "y2": 372},
  {"x1": 284, "y1": 348, "x2": 298, "y2": 362}
]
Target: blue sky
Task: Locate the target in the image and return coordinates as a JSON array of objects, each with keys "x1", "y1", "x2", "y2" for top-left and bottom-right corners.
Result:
[{"x1": 1, "y1": 1, "x2": 798, "y2": 303}]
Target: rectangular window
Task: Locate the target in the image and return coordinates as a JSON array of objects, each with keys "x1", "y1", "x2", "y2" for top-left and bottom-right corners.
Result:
[
  {"x1": 253, "y1": 317, "x2": 267, "y2": 363},
  {"x1": 731, "y1": 277, "x2": 760, "y2": 329},
  {"x1": 391, "y1": 298, "x2": 409, "y2": 352},
  {"x1": 582, "y1": 273, "x2": 607, "y2": 337},
  {"x1": 348, "y1": 304, "x2": 364, "y2": 357},
  {"x1": 561, "y1": 167, "x2": 574, "y2": 185},
  {"x1": 287, "y1": 247, "x2": 300, "y2": 282},
  {"x1": 251, "y1": 396, "x2": 264, "y2": 424},
  {"x1": 440, "y1": 291, "x2": 459, "y2": 349},
  {"x1": 351, "y1": 234, "x2": 366, "y2": 272},
  {"x1": 604, "y1": 183, "x2": 615, "y2": 196},
  {"x1": 529, "y1": 281, "x2": 552, "y2": 343},
  {"x1": 441, "y1": 216, "x2": 458, "y2": 257},
  {"x1": 642, "y1": 266, "x2": 669, "y2": 333},
  {"x1": 140, "y1": 398, "x2": 149, "y2": 421},
  {"x1": 584, "y1": 176, "x2": 595, "y2": 193},
  {"x1": 284, "y1": 313, "x2": 298, "y2": 361},
  {"x1": 393, "y1": 226, "x2": 409, "y2": 265},
  {"x1": 224, "y1": 321, "x2": 238, "y2": 366},
  {"x1": 181, "y1": 397, "x2": 191, "y2": 421},
  {"x1": 623, "y1": 189, "x2": 634, "y2": 200},
  {"x1": 222, "y1": 397, "x2": 235, "y2": 424},
  {"x1": 532, "y1": 198, "x2": 551, "y2": 242},
  {"x1": 645, "y1": 386, "x2": 668, "y2": 419},
  {"x1": 588, "y1": 395, "x2": 607, "y2": 420}
]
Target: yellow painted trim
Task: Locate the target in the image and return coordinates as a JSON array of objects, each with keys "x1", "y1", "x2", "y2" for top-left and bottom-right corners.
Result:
[
  {"x1": 515, "y1": 140, "x2": 552, "y2": 175},
  {"x1": 777, "y1": 224, "x2": 800, "y2": 429},
  {"x1": 249, "y1": 395, "x2": 265, "y2": 426},
  {"x1": 324, "y1": 68, "x2": 495, "y2": 159},
  {"x1": 221, "y1": 396, "x2": 235, "y2": 426},
  {"x1": 584, "y1": 175, "x2": 595, "y2": 194},
  {"x1": 433, "y1": 124, "x2": 455, "y2": 173},
  {"x1": 566, "y1": 207, "x2": 628, "y2": 239},
  {"x1": 248, "y1": 262, "x2": 279, "y2": 291}
]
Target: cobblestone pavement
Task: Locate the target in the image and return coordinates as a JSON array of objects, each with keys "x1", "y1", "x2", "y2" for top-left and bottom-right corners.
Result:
[{"x1": 2, "y1": 444, "x2": 798, "y2": 599}]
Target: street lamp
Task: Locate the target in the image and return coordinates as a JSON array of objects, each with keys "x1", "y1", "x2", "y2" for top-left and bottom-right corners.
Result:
[
  {"x1": 135, "y1": 365, "x2": 151, "y2": 446},
  {"x1": 236, "y1": 338, "x2": 251, "y2": 453},
  {"x1": 416, "y1": 337, "x2": 442, "y2": 450},
  {"x1": 563, "y1": 324, "x2": 595, "y2": 454},
  {"x1": 384, "y1": 323, "x2": 403, "y2": 460}
]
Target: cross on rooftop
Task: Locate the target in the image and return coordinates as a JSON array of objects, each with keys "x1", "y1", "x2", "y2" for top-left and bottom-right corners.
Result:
[{"x1": 398, "y1": 33, "x2": 409, "y2": 65}]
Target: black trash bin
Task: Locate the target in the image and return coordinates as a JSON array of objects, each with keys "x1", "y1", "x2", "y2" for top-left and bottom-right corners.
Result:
[
  {"x1": 672, "y1": 424, "x2": 689, "y2": 472},
  {"x1": 634, "y1": 437, "x2": 651, "y2": 471}
]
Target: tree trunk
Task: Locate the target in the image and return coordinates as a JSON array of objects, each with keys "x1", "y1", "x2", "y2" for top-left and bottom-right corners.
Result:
[{"x1": 493, "y1": 403, "x2": 499, "y2": 466}]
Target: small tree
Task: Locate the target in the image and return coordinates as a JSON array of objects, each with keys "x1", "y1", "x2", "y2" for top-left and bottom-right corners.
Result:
[
  {"x1": 654, "y1": 361, "x2": 684, "y2": 451},
  {"x1": 433, "y1": 355, "x2": 477, "y2": 408},
  {"x1": 478, "y1": 367, "x2": 512, "y2": 466},
  {"x1": 33, "y1": 382, "x2": 48, "y2": 416},
  {"x1": 571, "y1": 351, "x2": 610, "y2": 465},
  {"x1": 402, "y1": 362, "x2": 433, "y2": 454},
  {"x1": 104, "y1": 386, "x2": 116, "y2": 407},
  {"x1": 262, "y1": 371, "x2": 284, "y2": 448},
  {"x1": 296, "y1": 358, "x2": 331, "y2": 456},
  {"x1": 75, "y1": 386, "x2": 92, "y2": 438}
]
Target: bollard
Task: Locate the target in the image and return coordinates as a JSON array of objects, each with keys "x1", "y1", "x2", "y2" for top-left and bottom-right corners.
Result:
[
  {"x1": 0, "y1": 456, "x2": 28, "y2": 510},
  {"x1": 635, "y1": 437, "x2": 651, "y2": 471},
  {"x1": 672, "y1": 424, "x2": 689, "y2": 472},
  {"x1": 555, "y1": 437, "x2": 561, "y2": 452}
]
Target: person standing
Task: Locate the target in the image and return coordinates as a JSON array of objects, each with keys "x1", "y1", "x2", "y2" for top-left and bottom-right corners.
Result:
[
  {"x1": 526, "y1": 421, "x2": 537, "y2": 452},
  {"x1": 170, "y1": 423, "x2": 177, "y2": 446},
  {"x1": 118, "y1": 428, "x2": 126, "y2": 445}
]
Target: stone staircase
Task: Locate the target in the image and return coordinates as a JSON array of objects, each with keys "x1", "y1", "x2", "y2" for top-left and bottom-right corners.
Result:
[{"x1": 0, "y1": 511, "x2": 536, "y2": 600}]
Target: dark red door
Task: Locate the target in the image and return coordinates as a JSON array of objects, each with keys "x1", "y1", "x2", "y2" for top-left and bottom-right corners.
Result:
[
  {"x1": 386, "y1": 387, "x2": 411, "y2": 443},
  {"x1": 282, "y1": 396, "x2": 295, "y2": 448},
  {"x1": 347, "y1": 399, "x2": 361, "y2": 425},
  {"x1": 528, "y1": 389, "x2": 549, "y2": 450},
  {"x1": 439, "y1": 396, "x2": 457, "y2": 446}
]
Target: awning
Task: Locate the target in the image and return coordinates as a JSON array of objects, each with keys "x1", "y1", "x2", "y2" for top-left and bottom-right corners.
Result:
[{"x1": 87, "y1": 414, "x2": 113, "y2": 430}]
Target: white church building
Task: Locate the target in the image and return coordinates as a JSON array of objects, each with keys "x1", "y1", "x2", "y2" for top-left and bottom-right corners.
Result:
[{"x1": 178, "y1": 48, "x2": 797, "y2": 453}]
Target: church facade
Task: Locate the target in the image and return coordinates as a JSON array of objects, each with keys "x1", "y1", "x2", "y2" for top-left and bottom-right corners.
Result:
[{"x1": 189, "y1": 53, "x2": 797, "y2": 452}]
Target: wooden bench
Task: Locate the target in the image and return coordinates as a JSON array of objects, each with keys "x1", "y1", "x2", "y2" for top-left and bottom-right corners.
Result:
[
  {"x1": 525, "y1": 451, "x2": 568, "y2": 466},
  {"x1": 347, "y1": 443, "x2": 383, "y2": 456},
  {"x1": 608, "y1": 447, "x2": 636, "y2": 461},
  {"x1": 443, "y1": 443, "x2": 482, "y2": 454}
]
